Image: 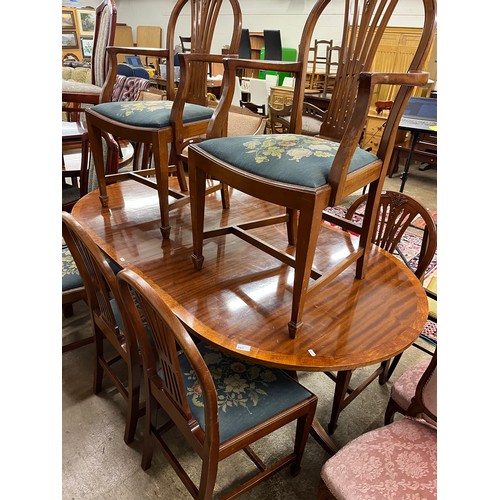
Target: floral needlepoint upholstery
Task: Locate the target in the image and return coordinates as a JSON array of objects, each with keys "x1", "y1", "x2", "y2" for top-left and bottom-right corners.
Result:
[
  {"x1": 197, "y1": 134, "x2": 378, "y2": 188},
  {"x1": 179, "y1": 343, "x2": 315, "y2": 443},
  {"x1": 62, "y1": 245, "x2": 83, "y2": 292},
  {"x1": 91, "y1": 100, "x2": 214, "y2": 128},
  {"x1": 321, "y1": 418, "x2": 437, "y2": 499}
]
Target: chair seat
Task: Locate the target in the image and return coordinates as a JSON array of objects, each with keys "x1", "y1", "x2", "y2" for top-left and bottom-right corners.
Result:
[
  {"x1": 179, "y1": 342, "x2": 315, "y2": 443},
  {"x1": 91, "y1": 100, "x2": 214, "y2": 128},
  {"x1": 62, "y1": 80, "x2": 102, "y2": 94},
  {"x1": 62, "y1": 245, "x2": 84, "y2": 291},
  {"x1": 197, "y1": 134, "x2": 378, "y2": 188},
  {"x1": 321, "y1": 417, "x2": 437, "y2": 499}
]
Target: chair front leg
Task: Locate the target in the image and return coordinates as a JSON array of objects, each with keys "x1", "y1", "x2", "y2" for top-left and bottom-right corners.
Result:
[
  {"x1": 86, "y1": 116, "x2": 109, "y2": 208},
  {"x1": 151, "y1": 136, "x2": 171, "y2": 239},
  {"x1": 189, "y1": 157, "x2": 208, "y2": 270},
  {"x1": 355, "y1": 179, "x2": 384, "y2": 279},
  {"x1": 288, "y1": 202, "x2": 324, "y2": 338}
]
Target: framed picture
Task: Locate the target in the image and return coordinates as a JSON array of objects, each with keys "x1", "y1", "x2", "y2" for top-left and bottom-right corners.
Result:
[
  {"x1": 62, "y1": 31, "x2": 79, "y2": 49},
  {"x1": 62, "y1": 10, "x2": 76, "y2": 30},
  {"x1": 77, "y1": 9, "x2": 96, "y2": 36},
  {"x1": 80, "y1": 37, "x2": 94, "y2": 59}
]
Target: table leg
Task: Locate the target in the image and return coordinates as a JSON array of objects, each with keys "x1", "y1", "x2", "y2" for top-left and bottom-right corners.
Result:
[{"x1": 399, "y1": 131, "x2": 420, "y2": 193}]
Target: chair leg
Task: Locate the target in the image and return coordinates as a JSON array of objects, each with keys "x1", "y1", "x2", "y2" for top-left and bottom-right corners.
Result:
[
  {"x1": 123, "y1": 359, "x2": 142, "y2": 444},
  {"x1": 189, "y1": 163, "x2": 208, "y2": 270},
  {"x1": 93, "y1": 325, "x2": 105, "y2": 395},
  {"x1": 86, "y1": 119, "x2": 109, "y2": 209},
  {"x1": 151, "y1": 136, "x2": 172, "y2": 240},
  {"x1": 327, "y1": 370, "x2": 352, "y2": 435},
  {"x1": 379, "y1": 352, "x2": 404, "y2": 385},
  {"x1": 141, "y1": 388, "x2": 157, "y2": 471},
  {"x1": 288, "y1": 203, "x2": 324, "y2": 338},
  {"x1": 354, "y1": 181, "x2": 384, "y2": 279},
  {"x1": 198, "y1": 454, "x2": 219, "y2": 500},
  {"x1": 291, "y1": 406, "x2": 317, "y2": 476}
]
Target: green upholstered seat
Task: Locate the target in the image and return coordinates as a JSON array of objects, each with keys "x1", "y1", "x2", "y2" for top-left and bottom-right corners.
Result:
[
  {"x1": 91, "y1": 100, "x2": 214, "y2": 128},
  {"x1": 179, "y1": 343, "x2": 315, "y2": 443},
  {"x1": 62, "y1": 244, "x2": 84, "y2": 292},
  {"x1": 197, "y1": 134, "x2": 378, "y2": 188}
]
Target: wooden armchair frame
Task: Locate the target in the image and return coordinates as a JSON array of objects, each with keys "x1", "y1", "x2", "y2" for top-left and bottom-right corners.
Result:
[
  {"x1": 189, "y1": 0, "x2": 437, "y2": 338},
  {"x1": 86, "y1": 0, "x2": 242, "y2": 239}
]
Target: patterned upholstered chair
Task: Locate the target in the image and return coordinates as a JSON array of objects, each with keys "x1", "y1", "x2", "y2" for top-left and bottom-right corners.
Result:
[
  {"x1": 188, "y1": 0, "x2": 437, "y2": 338},
  {"x1": 62, "y1": 212, "x2": 142, "y2": 444},
  {"x1": 318, "y1": 350, "x2": 437, "y2": 499},
  {"x1": 62, "y1": 0, "x2": 117, "y2": 121},
  {"x1": 384, "y1": 358, "x2": 430, "y2": 424},
  {"x1": 85, "y1": 0, "x2": 242, "y2": 239},
  {"x1": 116, "y1": 267, "x2": 318, "y2": 499}
]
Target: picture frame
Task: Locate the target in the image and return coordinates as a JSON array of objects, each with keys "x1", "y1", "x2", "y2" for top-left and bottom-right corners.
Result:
[
  {"x1": 62, "y1": 10, "x2": 76, "y2": 30},
  {"x1": 62, "y1": 31, "x2": 79, "y2": 49},
  {"x1": 77, "y1": 9, "x2": 96, "y2": 36},
  {"x1": 80, "y1": 37, "x2": 94, "y2": 59}
]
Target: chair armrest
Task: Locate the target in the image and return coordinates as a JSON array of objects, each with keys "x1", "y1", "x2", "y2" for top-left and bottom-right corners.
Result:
[
  {"x1": 100, "y1": 46, "x2": 171, "y2": 102},
  {"x1": 204, "y1": 57, "x2": 304, "y2": 139}
]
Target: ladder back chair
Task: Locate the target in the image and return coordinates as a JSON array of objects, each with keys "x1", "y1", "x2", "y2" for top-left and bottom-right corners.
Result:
[
  {"x1": 117, "y1": 267, "x2": 318, "y2": 500},
  {"x1": 62, "y1": 0, "x2": 117, "y2": 121},
  {"x1": 85, "y1": 0, "x2": 242, "y2": 239},
  {"x1": 62, "y1": 212, "x2": 143, "y2": 444},
  {"x1": 324, "y1": 190, "x2": 437, "y2": 435},
  {"x1": 188, "y1": 0, "x2": 437, "y2": 338}
]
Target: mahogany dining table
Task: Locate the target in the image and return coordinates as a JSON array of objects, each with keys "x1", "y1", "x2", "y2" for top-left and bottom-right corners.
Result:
[{"x1": 71, "y1": 179, "x2": 428, "y2": 455}]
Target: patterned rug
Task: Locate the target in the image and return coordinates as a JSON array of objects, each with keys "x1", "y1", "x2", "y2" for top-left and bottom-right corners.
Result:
[{"x1": 324, "y1": 205, "x2": 437, "y2": 345}]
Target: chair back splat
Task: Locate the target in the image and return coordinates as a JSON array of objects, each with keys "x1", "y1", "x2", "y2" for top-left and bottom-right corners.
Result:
[
  {"x1": 117, "y1": 267, "x2": 317, "y2": 499},
  {"x1": 85, "y1": 0, "x2": 242, "y2": 239},
  {"x1": 188, "y1": 0, "x2": 437, "y2": 338}
]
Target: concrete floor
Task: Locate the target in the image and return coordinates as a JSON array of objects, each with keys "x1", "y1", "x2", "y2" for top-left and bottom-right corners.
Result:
[{"x1": 62, "y1": 163, "x2": 437, "y2": 499}]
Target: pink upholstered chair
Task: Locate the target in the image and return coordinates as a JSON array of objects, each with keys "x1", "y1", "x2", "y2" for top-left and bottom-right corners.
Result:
[
  {"x1": 385, "y1": 358, "x2": 431, "y2": 424},
  {"x1": 318, "y1": 350, "x2": 437, "y2": 499}
]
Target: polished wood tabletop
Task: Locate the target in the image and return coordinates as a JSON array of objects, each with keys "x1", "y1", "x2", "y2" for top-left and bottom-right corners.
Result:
[{"x1": 72, "y1": 180, "x2": 428, "y2": 373}]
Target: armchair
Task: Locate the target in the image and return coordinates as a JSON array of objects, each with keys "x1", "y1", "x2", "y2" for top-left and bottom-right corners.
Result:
[
  {"x1": 85, "y1": 0, "x2": 242, "y2": 239},
  {"x1": 189, "y1": 0, "x2": 437, "y2": 338}
]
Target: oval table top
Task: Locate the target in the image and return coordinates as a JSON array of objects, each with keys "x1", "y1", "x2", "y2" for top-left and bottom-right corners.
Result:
[{"x1": 72, "y1": 179, "x2": 428, "y2": 373}]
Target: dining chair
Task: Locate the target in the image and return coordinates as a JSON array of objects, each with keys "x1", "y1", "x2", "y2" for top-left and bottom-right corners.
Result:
[
  {"x1": 62, "y1": 212, "x2": 143, "y2": 444},
  {"x1": 179, "y1": 35, "x2": 191, "y2": 53},
  {"x1": 384, "y1": 357, "x2": 431, "y2": 424},
  {"x1": 188, "y1": 0, "x2": 437, "y2": 338},
  {"x1": 306, "y1": 39, "x2": 334, "y2": 92},
  {"x1": 323, "y1": 190, "x2": 437, "y2": 435},
  {"x1": 85, "y1": 0, "x2": 242, "y2": 239},
  {"x1": 116, "y1": 266, "x2": 318, "y2": 500},
  {"x1": 62, "y1": 0, "x2": 117, "y2": 122},
  {"x1": 318, "y1": 350, "x2": 437, "y2": 499}
]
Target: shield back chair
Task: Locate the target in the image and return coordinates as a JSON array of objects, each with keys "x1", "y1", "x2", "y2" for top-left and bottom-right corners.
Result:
[
  {"x1": 324, "y1": 190, "x2": 437, "y2": 435},
  {"x1": 62, "y1": 212, "x2": 143, "y2": 444},
  {"x1": 188, "y1": 0, "x2": 437, "y2": 338},
  {"x1": 85, "y1": 0, "x2": 242, "y2": 240},
  {"x1": 116, "y1": 267, "x2": 318, "y2": 500},
  {"x1": 62, "y1": 0, "x2": 117, "y2": 122},
  {"x1": 318, "y1": 349, "x2": 437, "y2": 500}
]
